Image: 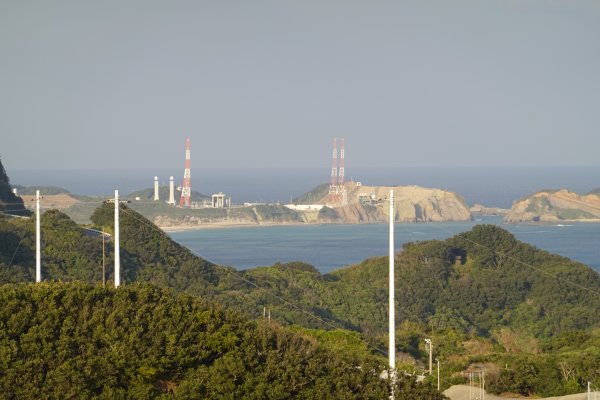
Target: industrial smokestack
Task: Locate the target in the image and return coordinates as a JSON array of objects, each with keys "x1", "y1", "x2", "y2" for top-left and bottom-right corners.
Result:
[
  {"x1": 154, "y1": 176, "x2": 159, "y2": 201},
  {"x1": 167, "y1": 176, "x2": 175, "y2": 205}
]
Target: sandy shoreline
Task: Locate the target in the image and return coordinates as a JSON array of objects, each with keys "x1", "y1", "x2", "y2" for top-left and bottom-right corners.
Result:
[
  {"x1": 158, "y1": 217, "x2": 600, "y2": 233},
  {"x1": 159, "y1": 220, "x2": 324, "y2": 232}
]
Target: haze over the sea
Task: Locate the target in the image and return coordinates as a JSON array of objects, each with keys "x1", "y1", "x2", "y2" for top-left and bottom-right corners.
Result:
[{"x1": 9, "y1": 166, "x2": 600, "y2": 209}]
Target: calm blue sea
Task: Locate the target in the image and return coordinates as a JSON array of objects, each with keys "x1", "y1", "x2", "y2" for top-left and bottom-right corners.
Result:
[
  {"x1": 10, "y1": 166, "x2": 600, "y2": 273},
  {"x1": 169, "y1": 216, "x2": 600, "y2": 274}
]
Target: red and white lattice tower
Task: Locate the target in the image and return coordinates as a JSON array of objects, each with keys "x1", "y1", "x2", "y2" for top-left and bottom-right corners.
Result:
[
  {"x1": 179, "y1": 138, "x2": 191, "y2": 207},
  {"x1": 339, "y1": 138, "x2": 345, "y2": 189},
  {"x1": 329, "y1": 138, "x2": 338, "y2": 194},
  {"x1": 339, "y1": 138, "x2": 347, "y2": 205}
]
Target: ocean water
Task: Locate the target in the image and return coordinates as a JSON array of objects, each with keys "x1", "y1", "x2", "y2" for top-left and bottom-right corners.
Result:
[
  {"x1": 169, "y1": 216, "x2": 600, "y2": 274},
  {"x1": 10, "y1": 166, "x2": 600, "y2": 273}
]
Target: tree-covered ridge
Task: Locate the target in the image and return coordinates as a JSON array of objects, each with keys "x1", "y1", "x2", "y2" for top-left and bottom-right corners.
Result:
[
  {"x1": 2, "y1": 204, "x2": 600, "y2": 395},
  {"x1": 89, "y1": 203, "x2": 224, "y2": 295},
  {"x1": 209, "y1": 226, "x2": 600, "y2": 395},
  {"x1": 11, "y1": 185, "x2": 71, "y2": 195},
  {"x1": 3, "y1": 207, "x2": 600, "y2": 341},
  {"x1": 292, "y1": 183, "x2": 330, "y2": 204},
  {"x1": 0, "y1": 282, "x2": 445, "y2": 399},
  {"x1": 214, "y1": 225, "x2": 600, "y2": 339},
  {"x1": 0, "y1": 157, "x2": 30, "y2": 216}
]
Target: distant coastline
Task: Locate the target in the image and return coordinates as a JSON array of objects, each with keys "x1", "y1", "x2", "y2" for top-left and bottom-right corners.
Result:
[
  {"x1": 17, "y1": 182, "x2": 600, "y2": 230},
  {"x1": 11, "y1": 166, "x2": 600, "y2": 209}
]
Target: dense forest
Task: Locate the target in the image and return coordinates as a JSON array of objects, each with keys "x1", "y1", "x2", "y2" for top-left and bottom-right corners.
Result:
[
  {"x1": 0, "y1": 282, "x2": 445, "y2": 399},
  {"x1": 1, "y1": 199, "x2": 600, "y2": 396},
  {"x1": 0, "y1": 158, "x2": 30, "y2": 217}
]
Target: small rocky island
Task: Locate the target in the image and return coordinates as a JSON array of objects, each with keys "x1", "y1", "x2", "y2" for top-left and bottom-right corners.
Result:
[{"x1": 505, "y1": 188, "x2": 600, "y2": 223}]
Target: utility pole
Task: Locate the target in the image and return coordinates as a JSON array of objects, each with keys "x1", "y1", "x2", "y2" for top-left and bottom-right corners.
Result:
[
  {"x1": 35, "y1": 190, "x2": 41, "y2": 283},
  {"x1": 425, "y1": 338, "x2": 433, "y2": 375},
  {"x1": 437, "y1": 358, "x2": 440, "y2": 390},
  {"x1": 102, "y1": 231, "x2": 106, "y2": 288},
  {"x1": 389, "y1": 189, "x2": 396, "y2": 400},
  {"x1": 114, "y1": 190, "x2": 120, "y2": 288},
  {"x1": 469, "y1": 372, "x2": 472, "y2": 399},
  {"x1": 482, "y1": 370, "x2": 485, "y2": 399}
]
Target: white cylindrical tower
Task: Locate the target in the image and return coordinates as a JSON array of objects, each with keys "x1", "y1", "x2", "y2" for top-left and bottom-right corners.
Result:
[
  {"x1": 35, "y1": 190, "x2": 41, "y2": 283},
  {"x1": 114, "y1": 190, "x2": 120, "y2": 288},
  {"x1": 167, "y1": 176, "x2": 175, "y2": 205},
  {"x1": 154, "y1": 176, "x2": 159, "y2": 201}
]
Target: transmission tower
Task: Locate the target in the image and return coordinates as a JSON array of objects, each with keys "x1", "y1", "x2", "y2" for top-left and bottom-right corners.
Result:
[
  {"x1": 329, "y1": 138, "x2": 338, "y2": 195},
  {"x1": 179, "y1": 138, "x2": 191, "y2": 207}
]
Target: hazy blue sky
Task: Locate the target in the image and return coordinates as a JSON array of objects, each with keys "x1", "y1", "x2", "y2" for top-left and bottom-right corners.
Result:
[{"x1": 1, "y1": 1, "x2": 599, "y2": 170}]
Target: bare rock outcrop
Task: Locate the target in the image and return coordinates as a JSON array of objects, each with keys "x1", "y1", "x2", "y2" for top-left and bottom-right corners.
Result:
[
  {"x1": 470, "y1": 204, "x2": 509, "y2": 216},
  {"x1": 505, "y1": 189, "x2": 600, "y2": 223},
  {"x1": 317, "y1": 184, "x2": 472, "y2": 222}
]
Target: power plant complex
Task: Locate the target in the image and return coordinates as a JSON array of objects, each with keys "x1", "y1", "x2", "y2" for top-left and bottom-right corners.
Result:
[
  {"x1": 151, "y1": 138, "x2": 346, "y2": 209},
  {"x1": 151, "y1": 138, "x2": 230, "y2": 209}
]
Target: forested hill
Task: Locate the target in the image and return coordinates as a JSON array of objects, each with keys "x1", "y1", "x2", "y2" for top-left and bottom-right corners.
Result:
[
  {"x1": 292, "y1": 183, "x2": 330, "y2": 204},
  {"x1": 0, "y1": 204, "x2": 224, "y2": 293},
  {"x1": 0, "y1": 157, "x2": 30, "y2": 216},
  {"x1": 3, "y1": 203, "x2": 600, "y2": 339},
  {"x1": 2, "y1": 203, "x2": 600, "y2": 395},
  {"x1": 212, "y1": 224, "x2": 600, "y2": 339},
  {"x1": 4, "y1": 202, "x2": 600, "y2": 335},
  {"x1": 0, "y1": 282, "x2": 444, "y2": 399},
  {"x1": 89, "y1": 203, "x2": 223, "y2": 295}
]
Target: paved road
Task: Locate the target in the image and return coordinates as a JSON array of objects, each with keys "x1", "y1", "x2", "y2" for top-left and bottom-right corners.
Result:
[{"x1": 444, "y1": 385, "x2": 593, "y2": 400}]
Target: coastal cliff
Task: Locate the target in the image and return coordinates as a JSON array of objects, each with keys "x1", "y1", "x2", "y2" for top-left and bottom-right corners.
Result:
[
  {"x1": 505, "y1": 189, "x2": 600, "y2": 223},
  {"x1": 317, "y1": 183, "x2": 472, "y2": 223},
  {"x1": 14, "y1": 178, "x2": 472, "y2": 229},
  {"x1": 150, "y1": 184, "x2": 472, "y2": 229}
]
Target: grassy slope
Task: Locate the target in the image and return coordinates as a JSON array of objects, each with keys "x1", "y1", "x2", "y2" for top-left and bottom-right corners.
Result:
[{"x1": 292, "y1": 183, "x2": 330, "y2": 204}]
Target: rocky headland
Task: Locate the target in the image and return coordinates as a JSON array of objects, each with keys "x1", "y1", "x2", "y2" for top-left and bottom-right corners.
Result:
[
  {"x1": 319, "y1": 183, "x2": 472, "y2": 222},
  {"x1": 151, "y1": 183, "x2": 473, "y2": 230},
  {"x1": 505, "y1": 188, "x2": 600, "y2": 223}
]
